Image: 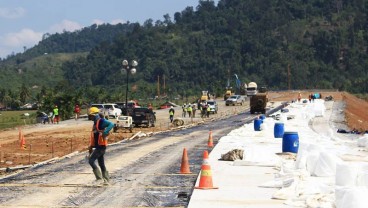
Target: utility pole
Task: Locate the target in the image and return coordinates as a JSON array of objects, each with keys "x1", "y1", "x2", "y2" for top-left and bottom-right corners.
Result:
[
  {"x1": 157, "y1": 75, "x2": 160, "y2": 99},
  {"x1": 287, "y1": 64, "x2": 291, "y2": 90},
  {"x1": 163, "y1": 74, "x2": 166, "y2": 97}
]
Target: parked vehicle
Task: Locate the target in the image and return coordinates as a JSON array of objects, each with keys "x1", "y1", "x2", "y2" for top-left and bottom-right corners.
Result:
[
  {"x1": 115, "y1": 101, "x2": 140, "y2": 116},
  {"x1": 89, "y1": 103, "x2": 122, "y2": 119},
  {"x1": 36, "y1": 111, "x2": 49, "y2": 124},
  {"x1": 113, "y1": 115, "x2": 133, "y2": 133},
  {"x1": 207, "y1": 100, "x2": 218, "y2": 114},
  {"x1": 101, "y1": 103, "x2": 122, "y2": 118},
  {"x1": 225, "y1": 95, "x2": 245, "y2": 106},
  {"x1": 131, "y1": 107, "x2": 156, "y2": 127}
]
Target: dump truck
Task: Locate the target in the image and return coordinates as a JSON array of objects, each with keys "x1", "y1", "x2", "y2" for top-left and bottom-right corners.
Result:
[
  {"x1": 250, "y1": 87, "x2": 268, "y2": 114},
  {"x1": 246, "y1": 82, "x2": 258, "y2": 96}
]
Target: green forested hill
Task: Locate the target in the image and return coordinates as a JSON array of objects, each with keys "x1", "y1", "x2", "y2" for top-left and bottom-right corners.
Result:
[{"x1": 0, "y1": 0, "x2": 367, "y2": 110}]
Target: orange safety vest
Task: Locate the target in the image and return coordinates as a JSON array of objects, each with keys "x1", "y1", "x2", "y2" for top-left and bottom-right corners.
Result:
[{"x1": 89, "y1": 118, "x2": 108, "y2": 147}]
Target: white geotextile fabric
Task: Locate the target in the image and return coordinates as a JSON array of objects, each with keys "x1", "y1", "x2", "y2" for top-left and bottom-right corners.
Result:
[
  {"x1": 216, "y1": 99, "x2": 366, "y2": 208},
  {"x1": 335, "y1": 187, "x2": 368, "y2": 208}
]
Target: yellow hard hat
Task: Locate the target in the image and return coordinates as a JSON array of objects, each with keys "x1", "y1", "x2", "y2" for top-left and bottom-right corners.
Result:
[{"x1": 89, "y1": 107, "x2": 100, "y2": 114}]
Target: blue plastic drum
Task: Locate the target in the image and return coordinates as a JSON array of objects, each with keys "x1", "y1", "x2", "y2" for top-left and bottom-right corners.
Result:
[
  {"x1": 259, "y1": 114, "x2": 266, "y2": 120},
  {"x1": 254, "y1": 118, "x2": 262, "y2": 131},
  {"x1": 282, "y1": 132, "x2": 299, "y2": 153},
  {"x1": 274, "y1": 123, "x2": 284, "y2": 138}
]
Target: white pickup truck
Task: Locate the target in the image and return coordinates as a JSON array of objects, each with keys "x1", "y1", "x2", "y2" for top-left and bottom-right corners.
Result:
[{"x1": 225, "y1": 95, "x2": 245, "y2": 106}]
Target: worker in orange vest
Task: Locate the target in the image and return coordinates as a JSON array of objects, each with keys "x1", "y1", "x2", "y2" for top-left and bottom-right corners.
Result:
[
  {"x1": 297, "y1": 92, "x2": 302, "y2": 102},
  {"x1": 88, "y1": 107, "x2": 114, "y2": 185}
]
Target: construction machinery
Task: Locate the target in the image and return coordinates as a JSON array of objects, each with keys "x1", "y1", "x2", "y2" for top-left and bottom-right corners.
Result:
[
  {"x1": 246, "y1": 82, "x2": 258, "y2": 96},
  {"x1": 223, "y1": 87, "x2": 234, "y2": 100},
  {"x1": 250, "y1": 86, "x2": 268, "y2": 114},
  {"x1": 201, "y1": 90, "x2": 209, "y2": 102}
]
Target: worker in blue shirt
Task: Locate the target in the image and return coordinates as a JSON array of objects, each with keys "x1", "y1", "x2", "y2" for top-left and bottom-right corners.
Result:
[{"x1": 88, "y1": 107, "x2": 114, "y2": 185}]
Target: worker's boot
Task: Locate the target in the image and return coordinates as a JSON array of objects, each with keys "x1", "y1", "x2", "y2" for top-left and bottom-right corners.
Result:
[
  {"x1": 93, "y1": 168, "x2": 103, "y2": 180},
  {"x1": 102, "y1": 170, "x2": 110, "y2": 185}
]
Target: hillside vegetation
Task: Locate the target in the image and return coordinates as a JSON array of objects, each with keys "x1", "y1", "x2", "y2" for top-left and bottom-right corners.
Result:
[{"x1": 0, "y1": 0, "x2": 367, "y2": 112}]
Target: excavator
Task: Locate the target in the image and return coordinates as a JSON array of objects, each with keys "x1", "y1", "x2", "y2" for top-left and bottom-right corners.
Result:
[{"x1": 224, "y1": 74, "x2": 247, "y2": 100}]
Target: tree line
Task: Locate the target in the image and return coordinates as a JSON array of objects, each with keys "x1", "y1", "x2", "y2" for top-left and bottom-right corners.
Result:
[{"x1": 0, "y1": 0, "x2": 367, "y2": 115}]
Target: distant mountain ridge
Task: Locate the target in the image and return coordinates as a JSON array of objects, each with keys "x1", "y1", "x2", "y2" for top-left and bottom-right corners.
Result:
[{"x1": 0, "y1": 0, "x2": 367, "y2": 101}]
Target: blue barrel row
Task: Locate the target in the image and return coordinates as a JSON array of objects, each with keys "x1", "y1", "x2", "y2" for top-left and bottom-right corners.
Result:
[{"x1": 253, "y1": 115, "x2": 299, "y2": 153}]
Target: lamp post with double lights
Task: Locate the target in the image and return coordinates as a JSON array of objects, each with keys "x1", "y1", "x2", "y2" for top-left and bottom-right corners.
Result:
[{"x1": 121, "y1": 59, "x2": 138, "y2": 115}]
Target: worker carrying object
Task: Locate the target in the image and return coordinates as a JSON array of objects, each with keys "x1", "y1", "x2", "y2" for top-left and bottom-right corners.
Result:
[{"x1": 88, "y1": 107, "x2": 114, "y2": 185}]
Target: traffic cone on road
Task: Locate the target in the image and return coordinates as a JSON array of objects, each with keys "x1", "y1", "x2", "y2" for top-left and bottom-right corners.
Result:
[
  {"x1": 19, "y1": 128, "x2": 26, "y2": 150},
  {"x1": 179, "y1": 148, "x2": 192, "y2": 174},
  {"x1": 195, "y1": 150, "x2": 218, "y2": 189},
  {"x1": 207, "y1": 131, "x2": 213, "y2": 148}
]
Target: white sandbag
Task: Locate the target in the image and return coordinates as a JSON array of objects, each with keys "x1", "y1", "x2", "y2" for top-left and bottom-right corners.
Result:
[
  {"x1": 259, "y1": 177, "x2": 294, "y2": 188},
  {"x1": 357, "y1": 164, "x2": 368, "y2": 187},
  {"x1": 335, "y1": 187, "x2": 368, "y2": 208},
  {"x1": 306, "y1": 152, "x2": 320, "y2": 174},
  {"x1": 357, "y1": 136, "x2": 368, "y2": 147},
  {"x1": 272, "y1": 179, "x2": 300, "y2": 200},
  {"x1": 295, "y1": 150, "x2": 308, "y2": 170},
  {"x1": 313, "y1": 152, "x2": 343, "y2": 177},
  {"x1": 313, "y1": 101, "x2": 325, "y2": 117},
  {"x1": 336, "y1": 162, "x2": 358, "y2": 186}
]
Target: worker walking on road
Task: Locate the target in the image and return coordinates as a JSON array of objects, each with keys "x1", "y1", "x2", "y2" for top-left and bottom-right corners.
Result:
[
  {"x1": 74, "y1": 104, "x2": 81, "y2": 120},
  {"x1": 187, "y1": 103, "x2": 192, "y2": 118},
  {"x1": 169, "y1": 106, "x2": 175, "y2": 123},
  {"x1": 53, "y1": 105, "x2": 60, "y2": 124},
  {"x1": 88, "y1": 107, "x2": 114, "y2": 185},
  {"x1": 182, "y1": 103, "x2": 187, "y2": 117}
]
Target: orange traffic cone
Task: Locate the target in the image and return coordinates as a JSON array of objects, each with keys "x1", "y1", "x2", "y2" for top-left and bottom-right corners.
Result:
[
  {"x1": 179, "y1": 148, "x2": 192, "y2": 174},
  {"x1": 19, "y1": 128, "x2": 26, "y2": 150},
  {"x1": 195, "y1": 150, "x2": 218, "y2": 189},
  {"x1": 207, "y1": 130, "x2": 213, "y2": 148}
]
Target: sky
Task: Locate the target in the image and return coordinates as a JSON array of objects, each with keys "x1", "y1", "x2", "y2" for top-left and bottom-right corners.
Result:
[{"x1": 0, "y1": 0, "x2": 216, "y2": 59}]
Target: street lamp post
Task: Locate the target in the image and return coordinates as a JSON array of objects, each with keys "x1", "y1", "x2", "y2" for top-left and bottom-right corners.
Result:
[{"x1": 122, "y1": 59, "x2": 138, "y2": 115}]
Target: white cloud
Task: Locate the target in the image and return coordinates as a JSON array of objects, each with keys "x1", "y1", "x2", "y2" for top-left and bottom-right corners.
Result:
[
  {"x1": 0, "y1": 19, "x2": 83, "y2": 58},
  {"x1": 0, "y1": 7, "x2": 26, "y2": 19},
  {"x1": 0, "y1": 28, "x2": 42, "y2": 58},
  {"x1": 110, "y1": 19, "x2": 126, "y2": 25},
  {"x1": 49, "y1": 19, "x2": 83, "y2": 33},
  {"x1": 92, "y1": 19, "x2": 104, "y2": 25},
  {"x1": 0, "y1": 28, "x2": 42, "y2": 47}
]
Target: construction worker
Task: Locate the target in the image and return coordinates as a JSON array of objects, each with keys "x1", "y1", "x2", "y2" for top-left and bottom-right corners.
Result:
[
  {"x1": 74, "y1": 104, "x2": 81, "y2": 120},
  {"x1": 182, "y1": 103, "x2": 187, "y2": 117},
  {"x1": 169, "y1": 106, "x2": 175, "y2": 123},
  {"x1": 192, "y1": 104, "x2": 197, "y2": 118},
  {"x1": 206, "y1": 104, "x2": 211, "y2": 118},
  {"x1": 53, "y1": 105, "x2": 59, "y2": 124},
  {"x1": 297, "y1": 92, "x2": 302, "y2": 102},
  {"x1": 187, "y1": 103, "x2": 192, "y2": 118},
  {"x1": 88, "y1": 107, "x2": 114, "y2": 185}
]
